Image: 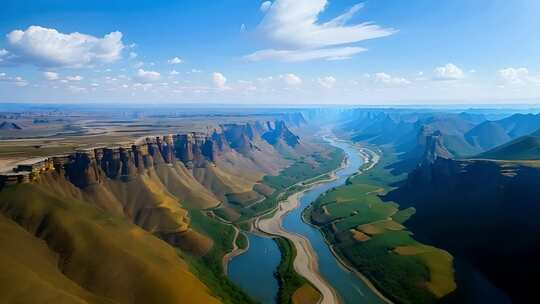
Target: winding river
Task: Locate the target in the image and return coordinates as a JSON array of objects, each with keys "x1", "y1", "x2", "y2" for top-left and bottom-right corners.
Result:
[{"x1": 228, "y1": 136, "x2": 386, "y2": 304}]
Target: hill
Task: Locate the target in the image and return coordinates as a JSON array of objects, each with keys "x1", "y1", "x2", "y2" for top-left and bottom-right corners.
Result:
[
  {"x1": 465, "y1": 113, "x2": 540, "y2": 151},
  {"x1": 476, "y1": 133, "x2": 540, "y2": 160},
  {"x1": 0, "y1": 183, "x2": 220, "y2": 304},
  {"x1": 388, "y1": 156, "x2": 540, "y2": 303},
  {"x1": 0, "y1": 121, "x2": 22, "y2": 130}
]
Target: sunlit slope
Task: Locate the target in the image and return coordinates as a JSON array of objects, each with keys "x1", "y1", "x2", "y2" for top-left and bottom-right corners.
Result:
[
  {"x1": 0, "y1": 183, "x2": 221, "y2": 304},
  {"x1": 0, "y1": 214, "x2": 114, "y2": 304}
]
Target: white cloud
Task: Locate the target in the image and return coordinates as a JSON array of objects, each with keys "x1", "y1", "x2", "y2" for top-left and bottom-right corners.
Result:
[
  {"x1": 281, "y1": 73, "x2": 302, "y2": 86},
  {"x1": 245, "y1": 47, "x2": 365, "y2": 62},
  {"x1": 212, "y1": 72, "x2": 230, "y2": 90},
  {"x1": 497, "y1": 67, "x2": 537, "y2": 85},
  {"x1": 14, "y1": 76, "x2": 28, "y2": 87},
  {"x1": 5, "y1": 26, "x2": 124, "y2": 68},
  {"x1": 43, "y1": 71, "x2": 59, "y2": 80},
  {"x1": 0, "y1": 73, "x2": 28, "y2": 86},
  {"x1": 191, "y1": 69, "x2": 202, "y2": 73},
  {"x1": 168, "y1": 57, "x2": 183, "y2": 64},
  {"x1": 170, "y1": 70, "x2": 180, "y2": 75},
  {"x1": 433, "y1": 63, "x2": 465, "y2": 81},
  {"x1": 129, "y1": 52, "x2": 138, "y2": 59},
  {"x1": 318, "y1": 76, "x2": 337, "y2": 88},
  {"x1": 246, "y1": 0, "x2": 395, "y2": 62},
  {"x1": 66, "y1": 75, "x2": 83, "y2": 81},
  {"x1": 260, "y1": 1, "x2": 272, "y2": 12},
  {"x1": 374, "y1": 72, "x2": 411, "y2": 86},
  {"x1": 136, "y1": 68, "x2": 161, "y2": 82}
]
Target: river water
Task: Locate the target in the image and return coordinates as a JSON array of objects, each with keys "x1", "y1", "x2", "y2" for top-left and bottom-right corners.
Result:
[{"x1": 228, "y1": 137, "x2": 386, "y2": 304}]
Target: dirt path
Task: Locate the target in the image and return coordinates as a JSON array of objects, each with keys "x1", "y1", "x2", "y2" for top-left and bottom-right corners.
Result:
[{"x1": 222, "y1": 225, "x2": 248, "y2": 275}]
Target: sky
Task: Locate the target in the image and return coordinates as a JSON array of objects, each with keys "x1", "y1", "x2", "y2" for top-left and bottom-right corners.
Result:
[{"x1": 0, "y1": 0, "x2": 539, "y2": 105}]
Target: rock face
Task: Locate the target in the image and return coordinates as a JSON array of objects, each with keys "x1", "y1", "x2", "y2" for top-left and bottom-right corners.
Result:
[
  {"x1": 389, "y1": 157, "x2": 540, "y2": 303},
  {"x1": 262, "y1": 120, "x2": 300, "y2": 147}
]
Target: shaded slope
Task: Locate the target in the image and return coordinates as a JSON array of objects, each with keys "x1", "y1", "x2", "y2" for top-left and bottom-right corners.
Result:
[
  {"x1": 476, "y1": 133, "x2": 540, "y2": 160},
  {"x1": 388, "y1": 158, "x2": 540, "y2": 303}
]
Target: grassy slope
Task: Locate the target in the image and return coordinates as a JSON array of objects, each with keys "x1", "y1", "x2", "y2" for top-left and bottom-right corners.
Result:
[
  {"x1": 181, "y1": 208, "x2": 256, "y2": 304},
  {"x1": 309, "y1": 145, "x2": 456, "y2": 304},
  {"x1": 0, "y1": 214, "x2": 114, "y2": 304},
  {"x1": 0, "y1": 183, "x2": 220, "y2": 304},
  {"x1": 476, "y1": 135, "x2": 540, "y2": 160}
]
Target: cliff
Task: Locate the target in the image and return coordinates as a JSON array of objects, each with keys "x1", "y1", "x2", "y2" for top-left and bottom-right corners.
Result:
[{"x1": 388, "y1": 157, "x2": 540, "y2": 303}]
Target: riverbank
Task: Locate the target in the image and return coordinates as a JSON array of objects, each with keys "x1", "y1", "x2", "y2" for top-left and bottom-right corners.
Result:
[
  {"x1": 301, "y1": 145, "x2": 395, "y2": 304},
  {"x1": 255, "y1": 188, "x2": 341, "y2": 304},
  {"x1": 222, "y1": 226, "x2": 249, "y2": 275}
]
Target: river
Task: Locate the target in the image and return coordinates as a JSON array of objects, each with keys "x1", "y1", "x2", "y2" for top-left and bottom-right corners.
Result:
[{"x1": 228, "y1": 136, "x2": 386, "y2": 304}]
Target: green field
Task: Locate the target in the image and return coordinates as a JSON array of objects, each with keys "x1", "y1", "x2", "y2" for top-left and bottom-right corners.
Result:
[{"x1": 308, "y1": 144, "x2": 456, "y2": 304}]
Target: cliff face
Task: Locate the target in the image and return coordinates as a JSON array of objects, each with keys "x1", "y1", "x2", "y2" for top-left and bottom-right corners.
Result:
[
  {"x1": 262, "y1": 120, "x2": 300, "y2": 147},
  {"x1": 389, "y1": 157, "x2": 540, "y2": 303}
]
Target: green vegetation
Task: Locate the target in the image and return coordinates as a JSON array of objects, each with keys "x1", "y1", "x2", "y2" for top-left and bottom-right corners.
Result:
[
  {"x1": 236, "y1": 231, "x2": 249, "y2": 250},
  {"x1": 233, "y1": 147, "x2": 345, "y2": 222},
  {"x1": 476, "y1": 134, "x2": 540, "y2": 160},
  {"x1": 178, "y1": 251, "x2": 256, "y2": 304},
  {"x1": 184, "y1": 208, "x2": 256, "y2": 304},
  {"x1": 308, "y1": 144, "x2": 456, "y2": 304},
  {"x1": 274, "y1": 237, "x2": 309, "y2": 304},
  {"x1": 264, "y1": 149, "x2": 345, "y2": 191}
]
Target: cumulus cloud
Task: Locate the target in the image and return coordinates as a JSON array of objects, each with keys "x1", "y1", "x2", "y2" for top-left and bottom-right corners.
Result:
[
  {"x1": 136, "y1": 69, "x2": 160, "y2": 82},
  {"x1": 374, "y1": 72, "x2": 411, "y2": 86},
  {"x1": 433, "y1": 63, "x2": 465, "y2": 81},
  {"x1": 170, "y1": 70, "x2": 180, "y2": 75},
  {"x1": 168, "y1": 57, "x2": 183, "y2": 64},
  {"x1": 281, "y1": 73, "x2": 302, "y2": 86},
  {"x1": 4, "y1": 26, "x2": 124, "y2": 68},
  {"x1": 318, "y1": 76, "x2": 337, "y2": 88},
  {"x1": 213, "y1": 72, "x2": 230, "y2": 90},
  {"x1": 497, "y1": 67, "x2": 538, "y2": 85},
  {"x1": 43, "y1": 71, "x2": 59, "y2": 80},
  {"x1": 245, "y1": 0, "x2": 395, "y2": 62},
  {"x1": 260, "y1": 1, "x2": 272, "y2": 12}
]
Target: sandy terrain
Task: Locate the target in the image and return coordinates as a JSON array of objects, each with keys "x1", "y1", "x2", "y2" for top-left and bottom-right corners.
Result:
[{"x1": 255, "y1": 190, "x2": 341, "y2": 304}]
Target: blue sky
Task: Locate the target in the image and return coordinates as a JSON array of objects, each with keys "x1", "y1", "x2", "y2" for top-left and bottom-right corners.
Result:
[{"x1": 0, "y1": 0, "x2": 539, "y2": 105}]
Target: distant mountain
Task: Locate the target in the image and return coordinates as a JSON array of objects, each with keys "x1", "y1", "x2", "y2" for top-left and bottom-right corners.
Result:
[
  {"x1": 465, "y1": 113, "x2": 540, "y2": 151},
  {"x1": 475, "y1": 130, "x2": 540, "y2": 160},
  {"x1": 0, "y1": 121, "x2": 22, "y2": 130}
]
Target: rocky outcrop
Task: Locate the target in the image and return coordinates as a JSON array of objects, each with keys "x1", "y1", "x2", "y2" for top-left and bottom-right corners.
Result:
[{"x1": 262, "y1": 120, "x2": 300, "y2": 147}]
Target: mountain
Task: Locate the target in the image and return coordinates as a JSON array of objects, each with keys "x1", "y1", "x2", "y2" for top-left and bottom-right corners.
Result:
[
  {"x1": 475, "y1": 130, "x2": 540, "y2": 160},
  {"x1": 0, "y1": 118, "x2": 306, "y2": 304},
  {"x1": 0, "y1": 121, "x2": 22, "y2": 130},
  {"x1": 388, "y1": 151, "x2": 540, "y2": 303},
  {"x1": 465, "y1": 113, "x2": 540, "y2": 151}
]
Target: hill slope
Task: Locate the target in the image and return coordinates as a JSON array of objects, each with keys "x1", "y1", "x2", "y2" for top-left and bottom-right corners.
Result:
[
  {"x1": 476, "y1": 133, "x2": 540, "y2": 160},
  {"x1": 0, "y1": 183, "x2": 220, "y2": 304}
]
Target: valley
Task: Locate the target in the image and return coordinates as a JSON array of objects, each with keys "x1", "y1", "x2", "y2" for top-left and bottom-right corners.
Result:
[{"x1": 2, "y1": 105, "x2": 540, "y2": 304}]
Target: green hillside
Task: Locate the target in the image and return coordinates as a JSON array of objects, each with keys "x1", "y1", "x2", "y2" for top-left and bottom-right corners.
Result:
[{"x1": 476, "y1": 133, "x2": 540, "y2": 160}]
